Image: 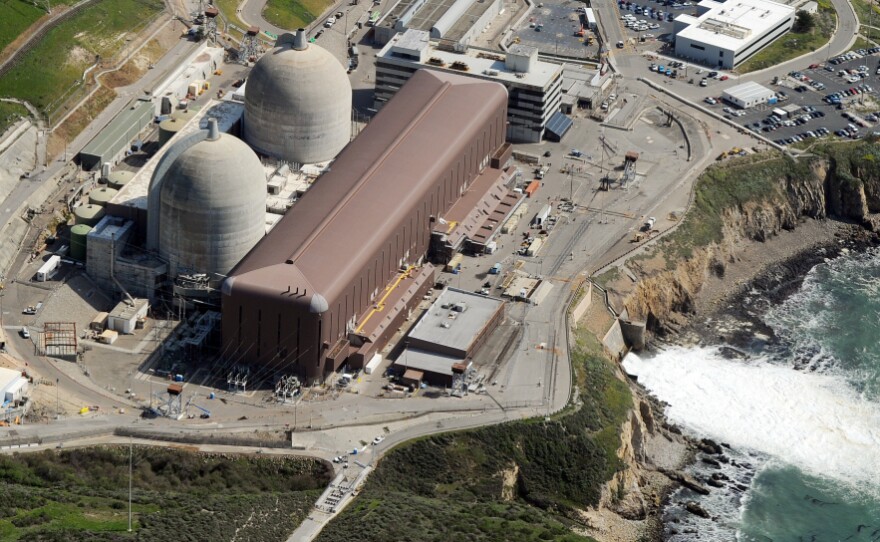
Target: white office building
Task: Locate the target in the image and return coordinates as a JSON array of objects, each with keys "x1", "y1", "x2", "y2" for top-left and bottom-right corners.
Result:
[
  {"x1": 673, "y1": 0, "x2": 796, "y2": 69},
  {"x1": 375, "y1": 30, "x2": 566, "y2": 142}
]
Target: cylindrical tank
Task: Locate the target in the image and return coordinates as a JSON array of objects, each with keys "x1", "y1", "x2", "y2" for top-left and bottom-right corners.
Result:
[
  {"x1": 73, "y1": 204, "x2": 105, "y2": 227},
  {"x1": 70, "y1": 224, "x2": 91, "y2": 261},
  {"x1": 157, "y1": 127, "x2": 266, "y2": 278},
  {"x1": 171, "y1": 109, "x2": 195, "y2": 122},
  {"x1": 244, "y1": 30, "x2": 352, "y2": 164},
  {"x1": 106, "y1": 170, "x2": 134, "y2": 190},
  {"x1": 159, "y1": 117, "x2": 187, "y2": 146},
  {"x1": 89, "y1": 187, "x2": 118, "y2": 206}
]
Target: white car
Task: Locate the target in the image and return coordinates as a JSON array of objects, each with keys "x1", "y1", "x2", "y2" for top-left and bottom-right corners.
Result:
[
  {"x1": 372, "y1": 435, "x2": 385, "y2": 445},
  {"x1": 324, "y1": 16, "x2": 336, "y2": 27},
  {"x1": 704, "y1": 97, "x2": 717, "y2": 105}
]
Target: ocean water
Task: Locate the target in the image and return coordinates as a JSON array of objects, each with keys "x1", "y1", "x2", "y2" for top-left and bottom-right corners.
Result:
[{"x1": 623, "y1": 248, "x2": 880, "y2": 540}]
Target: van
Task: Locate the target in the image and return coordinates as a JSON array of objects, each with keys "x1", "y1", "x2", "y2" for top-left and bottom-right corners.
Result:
[
  {"x1": 349, "y1": 45, "x2": 359, "y2": 57},
  {"x1": 20, "y1": 327, "x2": 29, "y2": 339}
]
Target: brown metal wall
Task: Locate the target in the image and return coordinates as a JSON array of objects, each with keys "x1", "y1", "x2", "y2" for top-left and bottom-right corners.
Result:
[{"x1": 221, "y1": 73, "x2": 508, "y2": 383}]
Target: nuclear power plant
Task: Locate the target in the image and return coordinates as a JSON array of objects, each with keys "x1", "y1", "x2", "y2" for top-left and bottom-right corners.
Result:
[{"x1": 49, "y1": 25, "x2": 530, "y2": 385}]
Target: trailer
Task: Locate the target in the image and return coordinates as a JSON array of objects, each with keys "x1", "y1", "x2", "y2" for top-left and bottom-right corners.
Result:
[
  {"x1": 583, "y1": 7, "x2": 597, "y2": 29},
  {"x1": 524, "y1": 180, "x2": 540, "y2": 198},
  {"x1": 364, "y1": 353, "x2": 383, "y2": 375},
  {"x1": 36, "y1": 255, "x2": 61, "y2": 282},
  {"x1": 532, "y1": 204, "x2": 552, "y2": 227}
]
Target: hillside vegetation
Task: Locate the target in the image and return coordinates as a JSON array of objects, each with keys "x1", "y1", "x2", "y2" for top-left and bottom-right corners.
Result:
[
  {"x1": 0, "y1": 0, "x2": 163, "y2": 115},
  {"x1": 0, "y1": 446, "x2": 331, "y2": 541},
  {"x1": 317, "y1": 330, "x2": 631, "y2": 542}
]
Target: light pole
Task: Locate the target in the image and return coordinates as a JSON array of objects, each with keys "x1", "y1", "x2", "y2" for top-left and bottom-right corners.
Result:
[{"x1": 128, "y1": 437, "x2": 133, "y2": 532}]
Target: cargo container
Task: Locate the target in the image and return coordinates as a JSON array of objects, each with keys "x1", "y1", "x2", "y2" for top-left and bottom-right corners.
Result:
[
  {"x1": 445, "y1": 253, "x2": 464, "y2": 273},
  {"x1": 532, "y1": 204, "x2": 551, "y2": 227},
  {"x1": 365, "y1": 353, "x2": 383, "y2": 374},
  {"x1": 524, "y1": 180, "x2": 540, "y2": 198},
  {"x1": 502, "y1": 216, "x2": 519, "y2": 234},
  {"x1": 526, "y1": 237, "x2": 544, "y2": 256},
  {"x1": 36, "y1": 255, "x2": 61, "y2": 282}
]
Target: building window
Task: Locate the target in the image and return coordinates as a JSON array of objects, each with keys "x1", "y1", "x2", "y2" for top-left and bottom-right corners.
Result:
[
  {"x1": 690, "y1": 43, "x2": 705, "y2": 51},
  {"x1": 719, "y1": 51, "x2": 724, "y2": 58}
]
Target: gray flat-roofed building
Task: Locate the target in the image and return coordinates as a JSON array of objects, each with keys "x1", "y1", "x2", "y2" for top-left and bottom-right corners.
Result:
[
  {"x1": 376, "y1": 30, "x2": 563, "y2": 142},
  {"x1": 79, "y1": 98, "x2": 154, "y2": 170},
  {"x1": 395, "y1": 287, "x2": 504, "y2": 385},
  {"x1": 406, "y1": 288, "x2": 504, "y2": 359}
]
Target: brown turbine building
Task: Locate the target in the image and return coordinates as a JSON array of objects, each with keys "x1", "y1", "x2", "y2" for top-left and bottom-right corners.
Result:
[{"x1": 221, "y1": 69, "x2": 511, "y2": 383}]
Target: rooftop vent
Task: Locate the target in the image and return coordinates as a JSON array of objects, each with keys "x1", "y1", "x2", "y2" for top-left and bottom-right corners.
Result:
[
  {"x1": 450, "y1": 60, "x2": 470, "y2": 71},
  {"x1": 427, "y1": 56, "x2": 446, "y2": 66}
]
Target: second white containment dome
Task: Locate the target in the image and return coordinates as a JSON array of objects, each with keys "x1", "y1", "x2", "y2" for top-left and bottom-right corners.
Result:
[{"x1": 244, "y1": 30, "x2": 352, "y2": 164}]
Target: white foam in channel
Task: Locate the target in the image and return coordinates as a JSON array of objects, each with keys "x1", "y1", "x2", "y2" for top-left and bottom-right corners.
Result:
[{"x1": 623, "y1": 347, "x2": 880, "y2": 494}]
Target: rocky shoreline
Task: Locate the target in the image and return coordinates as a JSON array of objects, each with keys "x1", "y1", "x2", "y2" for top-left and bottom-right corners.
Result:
[{"x1": 626, "y1": 218, "x2": 880, "y2": 540}]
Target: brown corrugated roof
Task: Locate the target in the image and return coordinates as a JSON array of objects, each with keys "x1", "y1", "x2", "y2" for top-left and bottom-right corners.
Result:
[{"x1": 229, "y1": 70, "x2": 507, "y2": 301}]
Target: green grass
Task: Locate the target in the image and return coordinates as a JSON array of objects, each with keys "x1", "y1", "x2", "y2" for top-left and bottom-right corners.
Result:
[
  {"x1": 0, "y1": 0, "x2": 164, "y2": 114},
  {"x1": 262, "y1": 0, "x2": 334, "y2": 30},
  {"x1": 0, "y1": 100, "x2": 28, "y2": 133},
  {"x1": 317, "y1": 329, "x2": 631, "y2": 542},
  {"x1": 661, "y1": 153, "x2": 812, "y2": 260},
  {"x1": 0, "y1": 446, "x2": 332, "y2": 541},
  {"x1": 0, "y1": 0, "x2": 49, "y2": 54},
  {"x1": 737, "y1": 7, "x2": 836, "y2": 73}
]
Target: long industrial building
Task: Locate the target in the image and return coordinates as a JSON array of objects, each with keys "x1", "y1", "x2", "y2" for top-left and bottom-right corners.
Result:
[{"x1": 221, "y1": 69, "x2": 515, "y2": 383}]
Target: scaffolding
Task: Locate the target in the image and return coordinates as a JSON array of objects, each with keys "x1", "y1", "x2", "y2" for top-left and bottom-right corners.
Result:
[
  {"x1": 154, "y1": 383, "x2": 184, "y2": 419},
  {"x1": 239, "y1": 26, "x2": 261, "y2": 64},
  {"x1": 40, "y1": 322, "x2": 78, "y2": 358},
  {"x1": 204, "y1": 6, "x2": 220, "y2": 44}
]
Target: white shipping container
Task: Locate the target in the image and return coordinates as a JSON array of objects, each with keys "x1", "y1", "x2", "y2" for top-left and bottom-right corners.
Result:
[
  {"x1": 364, "y1": 353, "x2": 383, "y2": 375},
  {"x1": 36, "y1": 255, "x2": 61, "y2": 282}
]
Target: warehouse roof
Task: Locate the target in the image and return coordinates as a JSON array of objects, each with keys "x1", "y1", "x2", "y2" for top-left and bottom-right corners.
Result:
[
  {"x1": 227, "y1": 70, "x2": 508, "y2": 304},
  {"x1": 676, "y1": 0, "x2": 794, "y2": 50},
  {"x1": 79, "y1": 99, "x2": 153, "y2": 166},
  {"x1": 408, "y1": 288, "x2": 503, "y2": 351},
  {"x1": 722, "y1": 80, "x2": 775, "y2": 101}
]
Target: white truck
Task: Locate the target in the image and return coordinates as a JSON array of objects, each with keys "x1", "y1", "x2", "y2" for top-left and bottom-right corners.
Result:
[{"x1": 36, "y1": 255, "x2": 61, "y2": 282}]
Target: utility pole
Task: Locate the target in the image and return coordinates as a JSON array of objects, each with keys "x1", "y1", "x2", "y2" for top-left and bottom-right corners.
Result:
[{"x1": 128, "y1": 437, "x2": 133, "y2": 532}]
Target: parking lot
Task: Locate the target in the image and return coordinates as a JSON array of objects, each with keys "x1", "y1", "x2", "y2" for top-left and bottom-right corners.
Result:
[
  {"x1": 512, "y1": 3, "x2": 600, "y2": 59},
  {"x1": 692, "y1": 50, "x2": 880, "y2": 145},
  {"x1": 615, "y1": 0, "x2": 687, "y2": 45}
]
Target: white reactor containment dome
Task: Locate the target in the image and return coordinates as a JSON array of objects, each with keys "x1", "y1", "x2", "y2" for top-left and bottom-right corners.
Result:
[
  {"x1": 157, "y1": 123, "x2": 266, "y2": 278},
  {"x1": 244, "y1": 30, "x2": 352, "y2": 164}
]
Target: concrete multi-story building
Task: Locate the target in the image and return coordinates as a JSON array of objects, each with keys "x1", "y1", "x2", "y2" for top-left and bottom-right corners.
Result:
[
  {"x1": 673, "y1": 0, "x2": 795, "y2": 69},
  {"x1": 375, "y1": 29, "x2": 566, "y2": 143}
]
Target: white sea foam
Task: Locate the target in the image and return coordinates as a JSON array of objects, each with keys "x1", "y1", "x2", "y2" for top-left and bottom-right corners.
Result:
[{"x1": 623, "y1": 347, "x2": 880, "y2": 494}]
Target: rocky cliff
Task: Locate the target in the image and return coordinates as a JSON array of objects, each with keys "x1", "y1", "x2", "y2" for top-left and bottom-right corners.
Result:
[{"x1": 621, "y1": 144, "x2": 880, "y2": 331}]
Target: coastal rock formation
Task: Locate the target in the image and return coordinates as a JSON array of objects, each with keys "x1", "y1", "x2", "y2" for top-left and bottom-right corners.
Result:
[{"x1": 621, "y1": 148, "x2": 880, "y2": 331}]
